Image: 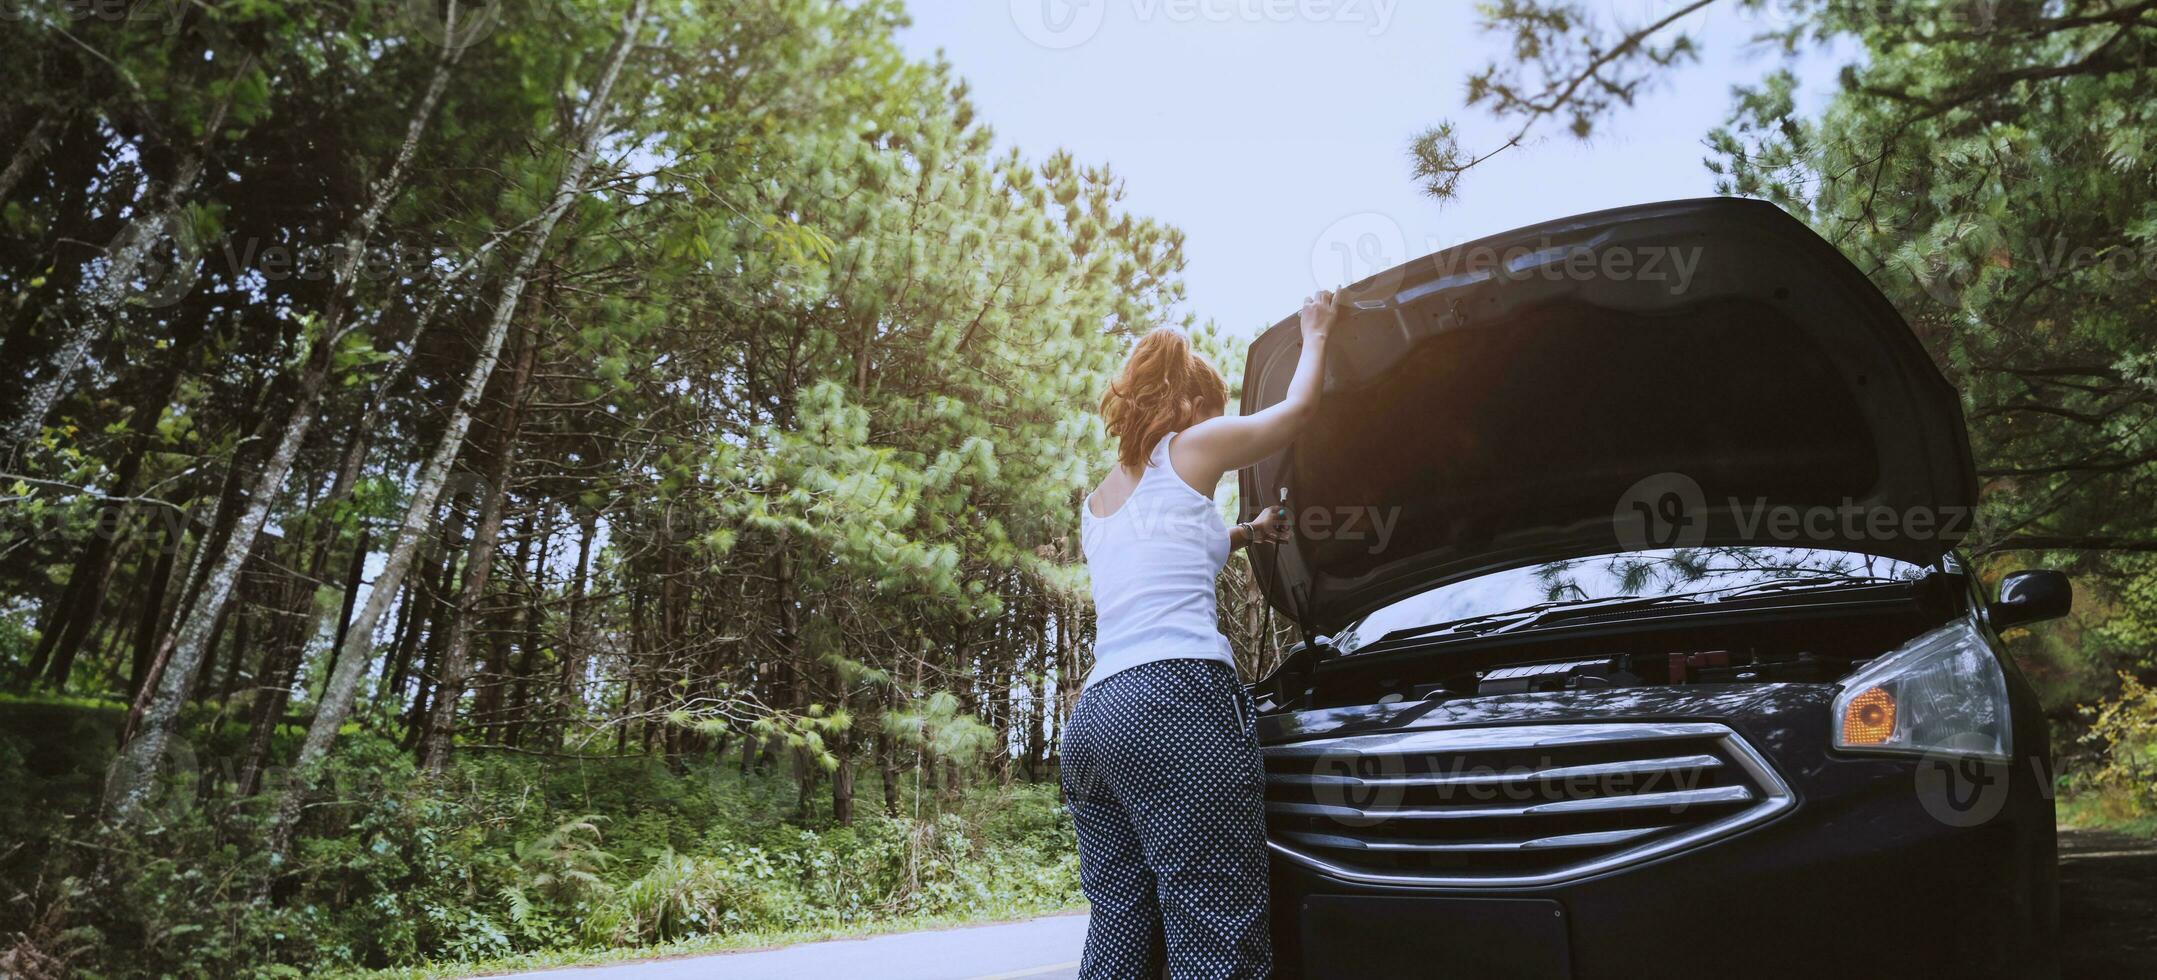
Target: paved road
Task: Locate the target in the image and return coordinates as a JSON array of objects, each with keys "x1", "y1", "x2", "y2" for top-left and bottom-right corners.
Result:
[
  {"x1": 502, "y1": 913, "x2": 1085, "y2": 980},
  {"x1": 499, "y1": 828, "x2": 2157, "y2": 979},
  {"x1": 2060, "y1": 827, "x2": 2157, "y2": 979}
]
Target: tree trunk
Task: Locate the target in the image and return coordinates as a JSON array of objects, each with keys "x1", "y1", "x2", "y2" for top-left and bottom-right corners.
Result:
[
  {"x1": 6, "y1": 62, "x2": 249, "y2": 447},
  {"x1": 832, "y1": 729, "x2": 855, "y2": 826},
  {"x1": 29, "y1": 529, "x2": 126, "y2": 691},
  {"x1": 260, "y1": 2, "x2": 647, "y2": 861},
  {"x1": 104, "y1": 411, "x2": 291, "y2": 819},
  {"x1": 193, "y1": 591, "x2": 238, "y2": 704},
  {"x1": 772, "y1": 545, "x2": 810, "y2": 816},
  {"x1": 234, "y1": 619, "x2": 305, "y2": 799},
  {"x1": 878, "y1": 688, "x2": 901, "y2": 816},
  {"x1": 1, "y1": 113, "x2": 100, "y2": 363},
  {"x1": 122, "y1": 413, "x2": 257, "y2": 725},
  {"x1": 418, "y1": 323, "x2": 537, "y2": 772},
  {"x1": 101, "y1": 35, "x2": 468, "y2": 824},
  {"x1": 380, "y1": 533, "x2": 442, "y2": 707},
  {"x1": 478, "y1": 502, "x2": 541, "y2": 740},
  {"x1": 1026, "y1": 633, "x2": 1050, "y2": 782},
  {"x1": 557, "y1": 508, "x2": 596, "y2": 745},
  {"x1": 398, "y1": 519, "x2": 468, "y2": 748},
  {"x1": 27, "y1": 302, "x2": 214, "y2": 692},
  {"x1": 505, "y1": 505, "x2": 552, "y2": 747},
  {"x1": 830, "y1": 655, "x2": 854, "y2": 825},
  {"x1": 128, "y1": 518, "x2": 183, "y2": 696},
  {"x1": 0, "y1": 113, "x2": 58, "y2": 203},
  {"x1": 234, "y1": 418, "x2": 373, "y2": 795},
  {"x1": 332, "y1": 529, "x2": 368, "y2": 656},
  {"x1": 214, "y1": 595, "x2": 253, "y2": 708}
]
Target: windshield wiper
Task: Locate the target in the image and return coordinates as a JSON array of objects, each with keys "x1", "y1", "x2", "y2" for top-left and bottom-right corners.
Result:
[
  {"x1": 1367, "y1": 593, "x2": 1702, "y2": 647},
  {"x1": 1368, "y1": 604, "x2": 1559, "y2": 646},
  {"x1": 1477, "y1": 593, "x2": 1706, "y2": 636},
  {"x1": 1352, "y1": 574, "x2": 1919, "y2": 654},
  {"x1": 1710, "y1": 575, "x2": 1912, "y2": 601}
]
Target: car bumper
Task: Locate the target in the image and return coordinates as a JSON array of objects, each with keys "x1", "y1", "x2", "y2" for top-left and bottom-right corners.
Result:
[{"x1": 1265, "y1": 706, "x2": 2057, "y2": 979}]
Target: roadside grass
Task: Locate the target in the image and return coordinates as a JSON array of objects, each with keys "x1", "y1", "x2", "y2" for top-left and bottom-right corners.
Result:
[
  {"x1": 1, "y1": 697, "x2": 1085, "y2": 978},
  {"x1": 2058, "y1": 790, "x2": 2157, "y2": 839},
  {"x1": 337, "y1": 901, "x2": 1090, "y2": 979},
  {"x1": 2056, "y1": 673, "x2": 2157, "y2": 839}
]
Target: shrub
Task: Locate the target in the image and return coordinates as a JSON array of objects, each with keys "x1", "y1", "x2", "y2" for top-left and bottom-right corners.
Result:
[
  {"x1": 2072, "y1": 673, "x2": 2157, "y2": 826},
  {"x1": 1, "y1": 700, "x2": 1083, "y2": 977}
]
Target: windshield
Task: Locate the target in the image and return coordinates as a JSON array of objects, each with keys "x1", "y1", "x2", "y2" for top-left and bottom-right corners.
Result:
[{"x1": 1335, "y1": 547, "x2": 1929, "y2": 654}]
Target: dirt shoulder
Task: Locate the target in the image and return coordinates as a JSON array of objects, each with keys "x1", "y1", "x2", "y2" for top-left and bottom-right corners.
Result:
[{"x1": 2059, "y1": 828, "x2": 2157, "y2": 979}]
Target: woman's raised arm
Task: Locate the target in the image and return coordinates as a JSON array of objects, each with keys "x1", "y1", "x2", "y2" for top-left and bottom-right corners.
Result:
[{"x1": 1171, "y1": 290, "x2": 1338, "y2": 491}]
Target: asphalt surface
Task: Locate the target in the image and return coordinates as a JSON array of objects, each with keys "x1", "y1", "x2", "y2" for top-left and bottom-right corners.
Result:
[
  {"x1": 2059, "y1": 827, "x2": 2157, "y2": 979},
  {"x1": 496, "y1": 828, "x2": 2157, "y2": 979},
  {"x1": 500, "y1": 912, "x2": 1085, "y2": 980}
]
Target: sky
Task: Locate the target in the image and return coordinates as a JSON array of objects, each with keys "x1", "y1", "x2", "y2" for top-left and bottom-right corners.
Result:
[{"x1": 896, "y1": 0, "x2": 1854, "y2": 339}]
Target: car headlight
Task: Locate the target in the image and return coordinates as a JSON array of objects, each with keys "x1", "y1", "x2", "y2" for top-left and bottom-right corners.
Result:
[{"x1": 1831, "y1": 620, "x2": 2011, "y2": 761}]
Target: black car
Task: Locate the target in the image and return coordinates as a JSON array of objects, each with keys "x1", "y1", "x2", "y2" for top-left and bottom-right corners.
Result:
[{"x1": 1238, "y1": 198, "x2": 2067, "y2": 980}]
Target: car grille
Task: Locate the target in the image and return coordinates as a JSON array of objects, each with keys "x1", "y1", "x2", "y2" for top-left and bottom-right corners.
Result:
[{"x1": 1262, "y1": 722, "x2": 1792, "y2": 887}]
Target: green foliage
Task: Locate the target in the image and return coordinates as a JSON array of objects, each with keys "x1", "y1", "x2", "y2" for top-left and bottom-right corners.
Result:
[
  {"x1": 1412, "y1": 0, "x2": 1707, "y2": 202},
  {"x1": 886, "y1": 691, "x2": 1000, "y2": 765},
  {"x1": 4, "y1": 0, "x2": 1174, "y2": 972},
  {"x1": 0, "y1": 700, "x2": 1079, "y2": 978},
  {"x1": 511, "y1": 816, "x2": 617, "y2": 905},
  {"x1": 2066, "y1": 673, "x2": 2157, "y2": 829},
  {"x1": 583, "y1": 847, "x2": 773, "y2": 944},
  {"x1": 1693, "y1": 1, "x2": 2157, "y2": 789},
  {"x1": 1431, "y1": 0, "x2": 2157, "y2": 828}
]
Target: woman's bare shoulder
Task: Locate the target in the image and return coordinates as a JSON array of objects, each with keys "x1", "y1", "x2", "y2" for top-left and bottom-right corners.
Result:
[
  {"x1": 1165, "y1": 424, "x2": 1229, "y2": 498},
  {"x1": 1087, "y1": 463, "x2": 1140, "y2": 518}
]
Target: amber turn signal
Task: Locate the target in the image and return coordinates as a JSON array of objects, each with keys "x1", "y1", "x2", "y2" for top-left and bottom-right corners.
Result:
[{"x1": 1841, "y1": 687, "x2": 1897, "y2": 745}]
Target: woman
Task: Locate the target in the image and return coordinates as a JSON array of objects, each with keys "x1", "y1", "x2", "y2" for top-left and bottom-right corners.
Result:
[{"x1": 1061, "y1": 290, "x2": 1338, "y2": 978}]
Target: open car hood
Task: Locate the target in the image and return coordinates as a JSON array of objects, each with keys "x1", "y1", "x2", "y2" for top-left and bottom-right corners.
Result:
[{"x1": 1238, "y1": 198, "x2": 1977, "y2": 637}]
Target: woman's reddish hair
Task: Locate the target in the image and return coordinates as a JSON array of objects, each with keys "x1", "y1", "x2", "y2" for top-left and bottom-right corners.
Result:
[{"x1": 1098, "y1": 328, "x2": 1228, "y2": 472}]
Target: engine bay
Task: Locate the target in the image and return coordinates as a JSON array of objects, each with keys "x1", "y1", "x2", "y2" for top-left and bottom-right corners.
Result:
[
  {"x1": 1471, "y1": 647, "x2": 1838, "y2": 697},
  {"x1": 1345, "y1": 645, "x2": 1846, "y2": 710},
  {"x1": 1253, "y1": 598, "x2": 1959, "y2": 714}
]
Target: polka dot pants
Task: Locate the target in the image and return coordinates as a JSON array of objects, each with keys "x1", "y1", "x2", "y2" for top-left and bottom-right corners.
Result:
[{"x1": 1061, "y1": 657, "x2": 1271, "y2": 979}]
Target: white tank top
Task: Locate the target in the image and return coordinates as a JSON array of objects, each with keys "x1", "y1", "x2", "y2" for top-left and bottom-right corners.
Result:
[{"x1": 1080, "y1": 431, "x2": 1234, "y2": 689}]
